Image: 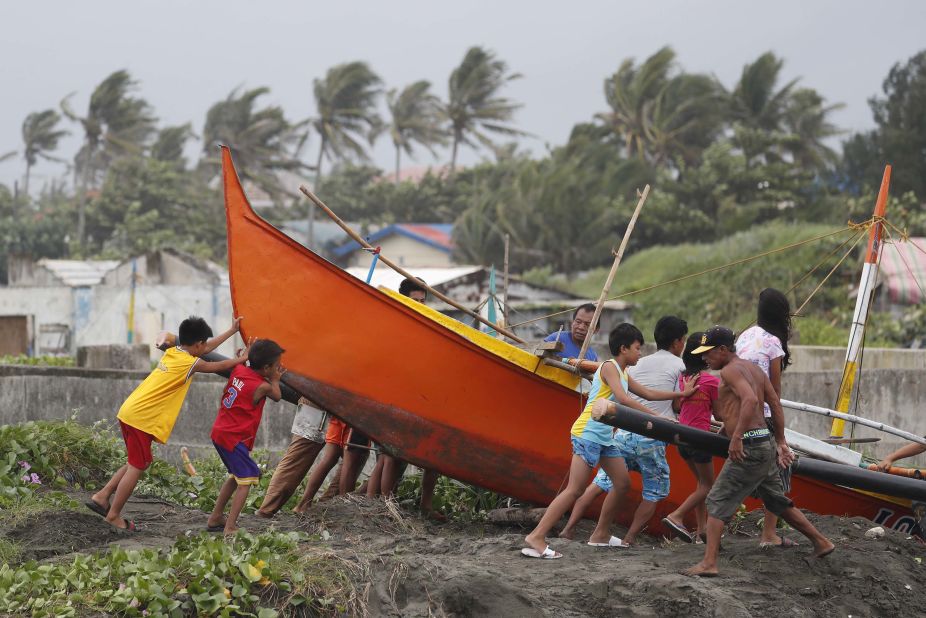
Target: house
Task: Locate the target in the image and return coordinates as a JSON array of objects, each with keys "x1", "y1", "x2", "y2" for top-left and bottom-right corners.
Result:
[
  {"x1": 334, "y1": 223, "x2": 455, "y2": 268},
  {"x1": 344, "y1": 265, "x2": 632, "y2": 352},
  {"x1": 0, "y1": 249, "x2": 236, "y2": 359}
]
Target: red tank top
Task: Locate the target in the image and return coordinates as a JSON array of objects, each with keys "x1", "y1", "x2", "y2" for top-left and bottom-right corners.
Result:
[{"x1": 211, "y1": 364, "x2": 268, "y2": 451}]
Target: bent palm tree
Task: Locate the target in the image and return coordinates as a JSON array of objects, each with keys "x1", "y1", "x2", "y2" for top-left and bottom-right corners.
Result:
[
  {"x1": 386, "y1": 81, "x2": 447, "y2": 182},
  {"x1": 308, "y1": 61, "x2": 382, "y2": 247},
  {"x1": 21, "y1": 109, "x2": 69, "y2": 197},
  {"x1": 731, "y1": 52, "x2": 799, "y2": 132},
  {"x1": 445, "y1": 46, "x2": 525, "y2": 172},
  {"x1": 202, "y1": 87, "x2": 307, "y2": 194},
  {"x1": 61, "y1": 70, "x2": 156, "y2": 250},
  {"x1": 783, "y1": 88, "x2": 845, "y2": 172}
]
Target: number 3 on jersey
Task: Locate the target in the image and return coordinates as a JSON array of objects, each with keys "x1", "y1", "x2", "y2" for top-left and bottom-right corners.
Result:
[{"x1": 223, "y1": 386, "x2": 238, "y2": 409}]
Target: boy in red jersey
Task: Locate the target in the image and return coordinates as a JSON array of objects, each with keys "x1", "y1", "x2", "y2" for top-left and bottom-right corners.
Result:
[{"x1": 207, "y1": 339, "x2": 286, "y2": 535}]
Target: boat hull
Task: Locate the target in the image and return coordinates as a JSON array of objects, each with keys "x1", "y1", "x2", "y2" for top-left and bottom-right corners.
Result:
[{"x1": 221, "y1": 147, "x2": 917, "y2": 535}]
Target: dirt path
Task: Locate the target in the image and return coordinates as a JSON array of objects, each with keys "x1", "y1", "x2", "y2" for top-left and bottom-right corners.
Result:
[{"x1": 3, "y1": 492, "x2": 924, "y2": 617}]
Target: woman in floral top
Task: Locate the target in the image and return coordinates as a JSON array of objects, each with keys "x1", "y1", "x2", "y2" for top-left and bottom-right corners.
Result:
[{"x1": 736, "y1": 287, "x2": 796, "y2": 548}]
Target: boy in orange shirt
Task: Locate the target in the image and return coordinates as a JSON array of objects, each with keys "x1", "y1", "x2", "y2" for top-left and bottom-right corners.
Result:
[{"x1": 86, "y1": 316, "x2": 248, "y2": 531}]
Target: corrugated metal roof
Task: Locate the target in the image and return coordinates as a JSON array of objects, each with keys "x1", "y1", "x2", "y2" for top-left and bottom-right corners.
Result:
[
  {"x1": 37, "y1": 258, "x2": 120, "y2": 287},
  {"x1": 879, "y1": 239, "x2": 926, "y2": 305},
  {"x1": 333, "y1": 223, "x2": 454, "y2": 258},
  {"x1": 344, "y1": 265, "x2": 482, "y2": 291}
]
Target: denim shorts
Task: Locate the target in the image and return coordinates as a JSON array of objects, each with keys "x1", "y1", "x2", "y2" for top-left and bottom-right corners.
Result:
[
  {"x1": 613, "y1": 431, "x2": 670, "y2": 502},
  {"x1": 571, "y1": 436, "x2": 622, "y2": 468},
  {"x1": 592, "y1": 468, "x2": 612, "y2": 493}
]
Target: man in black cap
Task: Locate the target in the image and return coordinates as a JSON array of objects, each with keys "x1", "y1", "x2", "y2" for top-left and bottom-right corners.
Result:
[{"x1": 684, "y1": 326, "x2": 834, "y2": 577}]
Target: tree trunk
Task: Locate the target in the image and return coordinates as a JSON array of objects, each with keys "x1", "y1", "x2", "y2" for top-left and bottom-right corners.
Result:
[
  {"x1": 309, "y1": 138, "x2": 326, "y2": 250},
  {"x1": 395, "y1": 144, "x2": 401, "y2": 185},
  {"x1": 450, "y1": 134, "x2": 459, "y2": 174},
  {"x1": 76, "y1": 167, "x2": 89, "y2": 255},
  {"x1": 23, "y1": 162, "x2": 31, "y2": 200}
]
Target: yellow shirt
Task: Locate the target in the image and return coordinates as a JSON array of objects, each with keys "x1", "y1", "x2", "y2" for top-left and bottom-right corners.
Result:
[{"x1": 117, "y1": 346, "x2": 199, "y2": 443}]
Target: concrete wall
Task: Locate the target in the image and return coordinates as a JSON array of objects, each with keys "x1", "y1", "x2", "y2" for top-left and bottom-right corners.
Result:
[
  {"x1": 789, "y1": 345, "x2": 926, "y2": 372},
  {"x1": 0, "y1": 364, "x2": 299, "y2": 462},
  {"x1": 2, "y1": 362, "x2": 923, "y2": 467}
]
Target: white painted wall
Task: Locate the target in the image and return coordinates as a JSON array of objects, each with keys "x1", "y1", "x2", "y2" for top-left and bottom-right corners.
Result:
[{"x1": 345, "y1": 235, "x2": 453, "y2": 268}]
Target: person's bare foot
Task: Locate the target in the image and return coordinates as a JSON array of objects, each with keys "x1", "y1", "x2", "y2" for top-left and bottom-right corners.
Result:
[
  {"x1": 224, "y1": 526, "x2": 241, "y2": 536},
  {"x1": 524, "y1": 533, "x2": 548, "y2": 555},
  {"x1": 207, "y1": 517, "x2": 227, "y2": 529},
  {"x1": 558, "y1": 528, "x2": 575, "y2": 540},
  {"x1": 683, "y1": 562, "x2": 719, "y2": 577},
  {"x1": 811, "y1": 539, "x2": 835, "y2": 559},
  {"x1": 292, "y1": 506, "x2": 308, "y2": 515}
]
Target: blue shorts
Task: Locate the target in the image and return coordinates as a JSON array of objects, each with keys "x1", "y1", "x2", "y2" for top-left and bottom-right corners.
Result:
[
  {"x1": 571, "y1": 436, "x2": 621, "y2": 468},
  {"x1": 213, "y1": 441, "x2": 261, "y2": 486},
  {"x1": 613, "y1": 431, "x2": 670, "y2": 502},
  {"x1": 592, "y1": 468, "x2": 612, "y2": 493}
]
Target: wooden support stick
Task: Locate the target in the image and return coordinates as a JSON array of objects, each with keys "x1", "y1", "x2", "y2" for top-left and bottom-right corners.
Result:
[
  {"x1": 300, "y1": 186, "x2": 527, "y2": 345},
  {"x1": 577, "y1": 185, "x2": 651, "y2": 361}
]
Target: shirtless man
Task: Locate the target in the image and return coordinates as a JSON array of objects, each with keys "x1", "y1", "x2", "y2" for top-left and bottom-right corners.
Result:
[{"x1": 683, "y1": 326, "x2": 834, "y2": 577}]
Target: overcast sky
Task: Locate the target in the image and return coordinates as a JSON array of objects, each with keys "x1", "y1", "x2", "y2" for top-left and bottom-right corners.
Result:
[{"x1": 2, "y1": 0, "x2": 924, "y2": 192}]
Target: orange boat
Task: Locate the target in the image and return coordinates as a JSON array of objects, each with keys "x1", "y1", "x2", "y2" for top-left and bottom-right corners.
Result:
[{"x1": 221, "y1": 147, "x2": 919, "y2": 536}]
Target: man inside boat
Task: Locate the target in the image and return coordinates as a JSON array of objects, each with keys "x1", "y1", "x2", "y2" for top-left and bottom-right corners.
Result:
[
  {"x1": 543, "y1": 303, "x2": 600, "y2": 362},
  {"x1": 366, "y1": 277, "x2": 445, "y2": 521},
  {"x1": 682, "y1": 326, "x2": 835, "y2": 577}
]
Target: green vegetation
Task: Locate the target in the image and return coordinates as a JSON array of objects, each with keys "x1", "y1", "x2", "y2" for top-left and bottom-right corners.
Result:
[
  {"x1": 0, "y1": 355, "x2": 75, "y2": 367},
  {"x1": 0, "y1": 530, "x2": 352, "y2": 617},
  {"x1": 564, "y1": 221, "x2": 908, "y2": 346},
  {"x1": 396, "y1": 471, "x2": 513, "y2": 522}
]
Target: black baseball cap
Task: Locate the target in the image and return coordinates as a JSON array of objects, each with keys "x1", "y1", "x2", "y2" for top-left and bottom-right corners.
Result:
[{"x1": 691, "y1": 325, "x2": 735, "y2": 355}]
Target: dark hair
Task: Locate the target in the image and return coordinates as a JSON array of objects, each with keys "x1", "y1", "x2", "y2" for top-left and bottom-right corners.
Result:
[
  {"x1": 653, "y1": 315, "x2": 688, "y2": 350},
  {"x1": 682, "y1": 332, "x2": 708, "y2": 376},
  {"x1": 249, "y1": 339, "x2": 285, "y2": 370},
  {"x1": 573, "y1": 303, "x2": 596, "y2": 320},
  {"x1": 178, "y1": 316, "x2": 213, "y2": 345},
  {"x1": 399, "y1": 277, "x2": 427, "y2": 297},
  {"x1": 608, "y1": 322, "x2": 644, "y2": 355},
  {"x1": 757, "y1": 288, "x2": 792, "y2": 370}
]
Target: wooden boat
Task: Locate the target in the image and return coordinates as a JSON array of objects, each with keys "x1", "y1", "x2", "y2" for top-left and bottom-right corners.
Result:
[{"x1": 221, "y1": 147, "x2": 920, "y2": 536}]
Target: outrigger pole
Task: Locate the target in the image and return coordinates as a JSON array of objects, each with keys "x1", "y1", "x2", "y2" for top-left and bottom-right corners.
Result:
[
  {"x1": 300, "y1": 186, "x2": 528, "y2": 345},
  {"x1": 577, "y1": 185, "x2": 650, "y2": 362},
  {"x1": 830, "y1": 165, "x2": 891, "y2": 438}
]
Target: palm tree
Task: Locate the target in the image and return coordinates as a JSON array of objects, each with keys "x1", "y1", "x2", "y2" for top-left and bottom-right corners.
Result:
[
  {"x1": 782, "y1": 88, "x2": 845, "y2": 171},
  {"x1": 21, "y1": 109, "x2": 68, "y2": 197},
  {"x1": 202, "y1": 87, "x2": 307, "y2": 194},
  {"x1": 596, "y1": 46, "x2": 726, "y2": 167},
  {"x1": 61, "y1": 70, "x2": 156, "y2": 250},
  {"x1": 308, "y1": 61, "x2": 382, "y2": 247},
  {"x1": 445, "y1": 46, "x2": 525, "y2": 172},
  {"x1": 386, "y1": 80, "x2": 447, "y2": 183},
  {"x1": 731, "y1": 52, "x2": 798, "y2": 132},
  {"x1": 151, "y1": 123, "x2": 196, "y2": 167}
]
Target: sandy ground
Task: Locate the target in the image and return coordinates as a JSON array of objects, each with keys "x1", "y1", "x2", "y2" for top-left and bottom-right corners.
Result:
[{"x1": 4, "y1": 491, "x2": 925, "y2": 617}]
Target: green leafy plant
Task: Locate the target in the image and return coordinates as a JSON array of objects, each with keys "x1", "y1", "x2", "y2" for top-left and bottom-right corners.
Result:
[
  {"x1": 0, "y1": 530, "x2": 348, "y2": 617},
  {"x1": 396, "y1": 471, "x2": 515, "y2": 522},
  {"x1": 0, "y1": 355, "x2": 75, "y2": 367}
]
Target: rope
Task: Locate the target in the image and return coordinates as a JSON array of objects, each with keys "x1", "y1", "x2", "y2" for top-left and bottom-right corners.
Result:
[
  {"x1": 509, "y1": 223, "x2": 861, "y2": 329},
  {"x1": 793, "y1": 230, "x2": 868, "y2": 316}
]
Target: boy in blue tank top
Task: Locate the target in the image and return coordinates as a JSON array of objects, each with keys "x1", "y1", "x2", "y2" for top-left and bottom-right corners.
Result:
[{"x1": 522, "y1": 323, "x2": 695, "y2": 559}]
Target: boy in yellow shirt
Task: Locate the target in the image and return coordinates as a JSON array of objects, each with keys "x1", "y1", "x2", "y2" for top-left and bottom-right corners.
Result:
[{"x1": 86, "y1": 316, "x2": 248, "y2": 531}]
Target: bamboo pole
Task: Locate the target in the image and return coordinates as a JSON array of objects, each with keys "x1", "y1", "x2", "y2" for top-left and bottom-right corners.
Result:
[
  {"x1": 300, "y1": 186, "x2": 527, "y2": 344},
  {"x1": 781, "y1": 398, "x2": 926, "y2": 447},
  {"x1": 577, "y1": 185, "x2": 651, "y2": 361}
]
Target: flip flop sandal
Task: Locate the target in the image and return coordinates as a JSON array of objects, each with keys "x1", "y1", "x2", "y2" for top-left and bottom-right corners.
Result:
[
  {"x1": 112, "y1": 518, "x2": 137, "y2": 533},
  {"x1": 206, "y1": 524, "x2": 226, "y2": 533},
  {"x1": 662, "y1": 517, "x2": 694, "y2": 543},
  {"x1": 760, "y1": 536, "x2": 800, "y2": 549},
  {"x1": 521, "y1": 545, "x2": 563, "y2": 559},
  {"x1": 587, "y1": 535, "x2": 630, "y2": 548},
  {"x1": 84, "y1": 499, "x2": 110, "y2": 518}
]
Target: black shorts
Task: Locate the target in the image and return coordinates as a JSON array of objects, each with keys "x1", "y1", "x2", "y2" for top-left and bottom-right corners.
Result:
[
  {"x1": 678, "y1": 444, "x2": 713, "y2": 464},
  {"x1": 347, "y1": 429, "x2": 370, "y2": 452}
]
